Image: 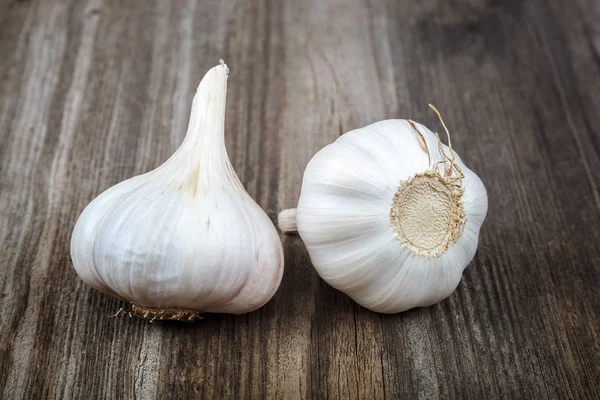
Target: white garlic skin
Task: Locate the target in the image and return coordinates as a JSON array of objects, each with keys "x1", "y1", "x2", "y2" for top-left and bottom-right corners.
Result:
[
  {"x1": 71, "y1": 63, "x2": 283, "y2": 314},
  {"x1": 294, "y1": 119, "x2": 487, "y2": 313}
]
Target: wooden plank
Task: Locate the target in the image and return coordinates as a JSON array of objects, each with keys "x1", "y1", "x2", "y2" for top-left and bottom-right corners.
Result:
[{"x1": 0, "y1": 0, "x2": 598, "y2": 398}]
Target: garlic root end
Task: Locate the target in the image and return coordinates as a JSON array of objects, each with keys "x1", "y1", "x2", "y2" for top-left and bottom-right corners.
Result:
[{"x1": 131, "y1": 304, "x2": 203, "y2": 322}]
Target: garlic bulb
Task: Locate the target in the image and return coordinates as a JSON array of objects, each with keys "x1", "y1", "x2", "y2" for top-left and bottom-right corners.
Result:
[
  {"x1": 71, "y1": 61, "x2": 284, "y2": 320},
  {"x1": 279, "y1": 106, "x2": 487, "y2": 313}
]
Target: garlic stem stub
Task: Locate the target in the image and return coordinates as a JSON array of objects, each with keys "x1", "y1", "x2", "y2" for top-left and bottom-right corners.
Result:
[
  {"x1": 279, "y1": 106, "x2": 487, "y2": 313},
  {"x1": 71, "y1": 61, "x2": 284, "y2": 320}
]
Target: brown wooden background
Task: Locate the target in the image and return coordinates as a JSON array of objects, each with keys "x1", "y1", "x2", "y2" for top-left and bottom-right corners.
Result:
[{"x1": 1, "y1": 0, "x2": 599, "y2": 398}]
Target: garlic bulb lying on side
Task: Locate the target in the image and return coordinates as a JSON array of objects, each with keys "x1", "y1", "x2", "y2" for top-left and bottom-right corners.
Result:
[
  {"x1": 279, "y1": 106, "x2": 487, "y2": 313},
  {"x1": 71, "y1": 61, "x2": 284, "y2": 320}
]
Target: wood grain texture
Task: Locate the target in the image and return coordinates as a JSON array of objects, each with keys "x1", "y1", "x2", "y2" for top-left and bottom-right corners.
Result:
[{"x1": 1, "y1": 0, "x2": 599, "y2": 398}]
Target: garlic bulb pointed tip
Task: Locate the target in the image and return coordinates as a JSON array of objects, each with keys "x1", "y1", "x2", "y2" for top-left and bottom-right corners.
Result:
[{"x1": 218, "y1": 58, "x2": 229, "y2": 74}]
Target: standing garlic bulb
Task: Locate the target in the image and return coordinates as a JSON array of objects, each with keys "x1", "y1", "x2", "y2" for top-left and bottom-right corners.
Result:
[
  {"x1": 279, "y1": 106, "x2": 487, "y2": 313},
  {"x1": 71, "y1": 61, "x2": 284, "y2": 320}
]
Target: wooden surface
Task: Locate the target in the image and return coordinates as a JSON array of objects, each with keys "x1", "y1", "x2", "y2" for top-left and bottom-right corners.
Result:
[{"x1": 1, "y1": 0, "x2": 599, "y2": 398}]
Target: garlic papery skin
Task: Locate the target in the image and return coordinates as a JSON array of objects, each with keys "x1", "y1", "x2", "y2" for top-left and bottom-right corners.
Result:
[
  {"x1": 279, "y1": 108, "x2": 487, "y2": 314},
  {"x1": 71, "y1": 62, "x2": 284, "y2": 320}
]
